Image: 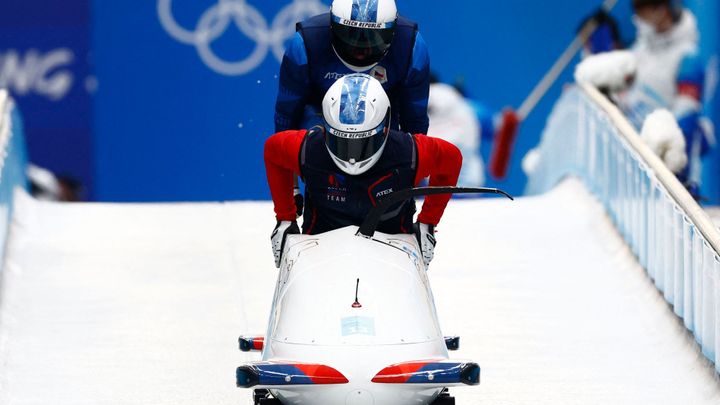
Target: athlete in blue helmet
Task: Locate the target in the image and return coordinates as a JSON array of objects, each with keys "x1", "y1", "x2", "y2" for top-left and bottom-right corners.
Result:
[{"x1": 275, "y1": 0, "x2": 430, "y2": 135}]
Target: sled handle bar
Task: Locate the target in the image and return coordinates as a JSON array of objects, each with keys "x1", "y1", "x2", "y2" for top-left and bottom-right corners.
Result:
[{"x1": 357, "y1": 186, "x2": 514, "y2": 238}]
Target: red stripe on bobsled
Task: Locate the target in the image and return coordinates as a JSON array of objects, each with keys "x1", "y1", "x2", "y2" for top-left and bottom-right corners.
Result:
[
  {"x1": 372, "y1": 360, "x2": 481, "y2": 385},
  {"x1": 238, "y1": 336, "x2": 264, "y2": 352},
  {"x1": 236, "y1": 362, "x2": 349, "y2": 388},
  {"x1": 371, "y1": 361, "x2": 432, "y2": 383},
  {"x1": 293, "y1": 363, "x2": 349, "y2": 384}
]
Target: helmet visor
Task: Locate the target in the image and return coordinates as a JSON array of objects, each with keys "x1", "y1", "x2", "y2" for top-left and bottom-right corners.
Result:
[
  {"x1": 331, "y1": 18, "x2": 395, "y2": 67},
  {"x1": 325, "y1": 110, "x2": 391, "y2": 164}
]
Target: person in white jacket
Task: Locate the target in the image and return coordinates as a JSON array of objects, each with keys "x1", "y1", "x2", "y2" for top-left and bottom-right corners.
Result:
[
  {"x1": 580, "y1": 0, "x2": 714, "y2": 194},
  {"x1": 427, "y1": 82, "x2": 485, "y2": 187}
]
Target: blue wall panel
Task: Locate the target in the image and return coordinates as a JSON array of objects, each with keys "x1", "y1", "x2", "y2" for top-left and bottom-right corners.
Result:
[{"x1": 0, "y1": 0, "x2": 93, "y2": 197}]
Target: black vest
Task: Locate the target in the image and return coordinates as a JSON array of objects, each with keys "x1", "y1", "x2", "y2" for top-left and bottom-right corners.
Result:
[
  {"x1": 296, "y1": 13, "x2": 419, "y2": 130},
  {"x1": 300, "y1": 128, "x2": 418, "y2": 235}
]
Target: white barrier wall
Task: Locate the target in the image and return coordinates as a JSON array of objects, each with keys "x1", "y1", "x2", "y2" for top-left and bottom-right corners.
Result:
[{"x1": 527, "y1": 83, "x2": 720, "y2": 373}]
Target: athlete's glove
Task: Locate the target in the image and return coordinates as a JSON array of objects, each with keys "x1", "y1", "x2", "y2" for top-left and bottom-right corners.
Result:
[
  {"x1": 293, "y1": 187, "x2": 304, "y2": 218},
  {"x1": 640, "y1": 109, "x2": 688, "y2": 175},
  {"x1": 579, "y1": 8, "x2": 621, "y2": 55},
  {"x1": 271, "y1": 220, "x2": 300, "y2": 268},
  {"x1": 414, "y1": 222, "x2": 436, "y2": 268}
]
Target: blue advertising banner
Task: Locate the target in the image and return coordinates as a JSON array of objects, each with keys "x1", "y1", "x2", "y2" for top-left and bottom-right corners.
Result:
[{"x1": 0, "y1": 0, "x2": 93, "y2": 197}]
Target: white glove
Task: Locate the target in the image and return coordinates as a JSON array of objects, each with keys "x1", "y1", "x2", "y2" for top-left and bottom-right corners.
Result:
[
  {"x1": 521, "y1": 147, "x2": 541, "y2": 176},
  {"x1": 640, "y1": 109, "x2": 688, "y2": 174},
  {"x1": 271, "y1": 221, "x2": 300, "y2": 268},
  {"x1": 414, "y1": 223, "x2": 436, "y2": 267},
  {"x1": 574, "y1": 50, "x2": 637, "y2": 92}
]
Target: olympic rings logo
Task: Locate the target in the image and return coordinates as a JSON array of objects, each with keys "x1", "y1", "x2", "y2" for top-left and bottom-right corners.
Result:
[{"x1": 157, "y1": 0, "x2": 328, "y2": 76}]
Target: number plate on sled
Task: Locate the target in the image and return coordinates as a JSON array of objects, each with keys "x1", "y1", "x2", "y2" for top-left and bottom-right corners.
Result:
[{"x1": 341, "y1": 316, "x2": 375, "y2": 336}]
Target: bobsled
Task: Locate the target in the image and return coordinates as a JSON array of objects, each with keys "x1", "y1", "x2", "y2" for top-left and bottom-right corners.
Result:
[{"x1": 237, "y1": 187, "x2": 512, "y2": 405}]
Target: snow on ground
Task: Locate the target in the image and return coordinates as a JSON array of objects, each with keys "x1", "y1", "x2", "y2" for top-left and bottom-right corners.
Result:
[{"x1": 0, "y1": 180, "x2": 718, "y2": 405}]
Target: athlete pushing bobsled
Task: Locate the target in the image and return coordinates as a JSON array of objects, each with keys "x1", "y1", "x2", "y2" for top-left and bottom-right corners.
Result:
[{"x1": 266, "y1": 73, "x2": 460, "y2": 268}]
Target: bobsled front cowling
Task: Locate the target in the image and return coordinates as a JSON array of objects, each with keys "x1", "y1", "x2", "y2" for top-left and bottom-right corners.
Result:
[
  {"x1": 263, "y1": 226, "x2": 452, "y2": 404},
  {"x1": 269, "y1": 227, "x2": 443, "y2": 347}
]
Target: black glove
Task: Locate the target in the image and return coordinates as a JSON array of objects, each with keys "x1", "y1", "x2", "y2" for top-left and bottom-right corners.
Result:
[
  {"x1": 293, "y1": 187, "x2": 304, "y2": 218},
  {"x1": 414, "y1": 222, "x2": 436, "y2": 267},
  {"x1": 271, "y1": 220, "x2": 300, "y2": 268},
  {"x1": 578, "y1": 8, "x2": 622, "y2": 55}
]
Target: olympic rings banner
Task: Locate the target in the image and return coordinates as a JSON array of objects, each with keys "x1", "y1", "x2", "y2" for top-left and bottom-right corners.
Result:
[
  {"x1": 94, "y1": 0, "x2": 330, "y2": 201},
  {"x1": 157, "y1": 0, "x2": 327, "y2": 76}
]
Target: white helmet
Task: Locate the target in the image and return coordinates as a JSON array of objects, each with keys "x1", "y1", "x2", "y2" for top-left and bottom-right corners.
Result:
[
  {"x1": 330, "y1": 0, "x2": 398, "y2": 71},
  {"x1": 322, "y1": 73, "x2": 391, "y2": 175}
]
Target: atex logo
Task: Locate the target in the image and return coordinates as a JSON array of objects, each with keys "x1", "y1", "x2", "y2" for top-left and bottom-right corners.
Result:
[
  {"x1": 157, "y1": 0, "x2": 328, "y2": 76},
  {"x1": 0, "y1": 48, "x2": 75, "y2": 101}
]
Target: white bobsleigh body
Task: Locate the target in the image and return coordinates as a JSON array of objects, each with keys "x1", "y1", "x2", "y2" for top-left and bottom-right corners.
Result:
[{"x1": 237, "y1": 226, "x2": 480, "y2": 405}]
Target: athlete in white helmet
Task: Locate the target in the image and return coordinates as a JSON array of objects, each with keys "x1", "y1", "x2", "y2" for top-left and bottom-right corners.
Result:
[{"x1": 266, "y1": 74, "x2": 461, "y2": 268}]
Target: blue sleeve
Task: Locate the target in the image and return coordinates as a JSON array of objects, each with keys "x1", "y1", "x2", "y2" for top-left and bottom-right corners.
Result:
[
  {"x1": 399, "y1": 32, "x2": 430, "y2": 134},
  {"x1": 678, "y1": 112, "x2": 711, "y2": 157},
  {"x1": 471, "y1": 101, "x2": 497, "y2": 142},
  {"x1": 587, "y1": 24, "x2": 616, "y2": 54},
  {"x1": 677, "y1": 52, "x2": 705, "y2": 90},
  {"x1": 274, "y1": 33, "x2": 311, "y2": 132}
]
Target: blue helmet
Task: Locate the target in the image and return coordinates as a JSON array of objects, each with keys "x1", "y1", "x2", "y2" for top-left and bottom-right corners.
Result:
[{"x1": 330, "y1": 0, "x2": 398, "y2": 70}]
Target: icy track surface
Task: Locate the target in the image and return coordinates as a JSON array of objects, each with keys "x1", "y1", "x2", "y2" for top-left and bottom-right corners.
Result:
[{"x1": 1, "y1": 179, "x2": 719, "y2": 405}]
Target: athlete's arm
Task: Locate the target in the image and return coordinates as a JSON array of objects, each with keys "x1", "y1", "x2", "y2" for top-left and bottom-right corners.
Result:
[
  {"x1": 413, "y1": 134, "x2": 462, "y2": 226},
  {"x1": 264, "y1": 130, "x2": 306, "y2": 220},
  {"x1": 275, "y1": 33, "x2": 311, "y2": 132},
  {"x1": 673, "y1": 52, "x2": 711, "y2": 156},
  {"x1": 399, "y1": 32, "x2": 430, "y2": 134}
]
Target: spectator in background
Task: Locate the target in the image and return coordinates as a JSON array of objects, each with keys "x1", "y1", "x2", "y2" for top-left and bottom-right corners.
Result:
[
  {"x1": 27, "y1": 164, "x2": 83, "y2": 201},
  {"x1": 427, "y1": 76, "x2": 486, "y2": 188},
  {"x1": 581, "y1": 0, "x2": 715, "y2": 196}
]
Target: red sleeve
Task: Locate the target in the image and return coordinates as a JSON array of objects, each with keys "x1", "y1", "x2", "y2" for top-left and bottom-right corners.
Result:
[
  {"x1": 264, "y1": 130, "x2": 306, "y2": 221},
  {"x1": 677, "y1": 82, "x2": 702, "y2": 102},
  {"x1": 413, "y1": 134, "x2": 462, "y2": 226}
]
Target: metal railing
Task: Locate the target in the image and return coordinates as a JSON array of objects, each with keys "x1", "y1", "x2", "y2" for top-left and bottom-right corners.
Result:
[{"x1": 527, "y1": 82, "x2": 720, "y2": 373}]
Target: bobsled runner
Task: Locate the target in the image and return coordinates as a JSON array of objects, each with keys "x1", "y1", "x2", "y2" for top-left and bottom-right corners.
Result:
[{"x1": 237, "y1": 187, "x2": 512, "y2": 405}]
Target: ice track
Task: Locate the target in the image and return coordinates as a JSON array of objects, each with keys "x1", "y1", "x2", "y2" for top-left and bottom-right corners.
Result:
[{"x1": 0, "y1": 179, "x2": 719, "y2": 404}]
